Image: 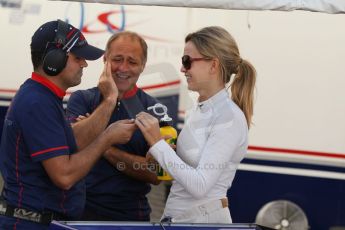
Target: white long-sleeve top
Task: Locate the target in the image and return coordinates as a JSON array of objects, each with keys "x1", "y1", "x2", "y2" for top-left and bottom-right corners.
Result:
[{"x1": 149, "y1": 89, "x2": 248, "y2": 218}]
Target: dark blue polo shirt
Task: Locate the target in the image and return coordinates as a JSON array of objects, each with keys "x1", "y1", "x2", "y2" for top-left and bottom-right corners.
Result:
[
  {"x1": 0, "y1": 73, "x2": 85, "y2": 229},
  {"x1": 66, "y1": 86, "x2": 159, "y2": 221}
]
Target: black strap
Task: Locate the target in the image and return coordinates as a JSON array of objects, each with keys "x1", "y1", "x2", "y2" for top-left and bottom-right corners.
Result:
[
  {"x1": 160, "y1": 216, "x2": 173, "y2": 223},
  {"x1": 55, "y1": 19, "x2": 69, "y2": 48},
  {"x1": 0, "y1": 199, "x2": 63, "y2": 225}
]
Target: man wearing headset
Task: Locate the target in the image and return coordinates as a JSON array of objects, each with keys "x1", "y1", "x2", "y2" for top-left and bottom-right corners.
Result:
[{"x1": 0, "y1": 20, "x2": 137, "y2": 229}]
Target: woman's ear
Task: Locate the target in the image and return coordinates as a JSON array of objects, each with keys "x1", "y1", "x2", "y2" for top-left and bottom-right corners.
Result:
[{"x1": 209, "y1": 58, "x2": 220, "y2": 75}]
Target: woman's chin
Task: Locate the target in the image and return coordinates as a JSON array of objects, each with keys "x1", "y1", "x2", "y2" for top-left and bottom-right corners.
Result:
[{"x1": 187, "y1": 83, "x2": 196, "y2": 91}]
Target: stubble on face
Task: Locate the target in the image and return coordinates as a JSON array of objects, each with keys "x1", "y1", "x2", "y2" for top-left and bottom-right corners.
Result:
[{"x1": 107, "y1": 36, "x2": 144, "y2": 97}]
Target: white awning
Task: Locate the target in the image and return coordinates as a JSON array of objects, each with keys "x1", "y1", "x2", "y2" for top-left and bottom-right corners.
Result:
[{"x1": 50, "y1": 0, "x2": 345, "y2": 14}]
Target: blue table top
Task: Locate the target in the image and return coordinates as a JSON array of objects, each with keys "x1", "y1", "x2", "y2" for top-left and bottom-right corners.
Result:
[{"x1": 49, "y1": 221, "x2": 267, "y2": 230}]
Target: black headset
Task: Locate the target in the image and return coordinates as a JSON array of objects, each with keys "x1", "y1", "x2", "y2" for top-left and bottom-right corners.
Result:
[{"x1": 42, "y1": 20, "x2": 80, "y2": 76}]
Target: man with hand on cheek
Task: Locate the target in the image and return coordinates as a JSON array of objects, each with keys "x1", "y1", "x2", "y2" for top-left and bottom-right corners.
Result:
[{"x1": 67, "y1": 31, "x2": 163, "y2": 221}]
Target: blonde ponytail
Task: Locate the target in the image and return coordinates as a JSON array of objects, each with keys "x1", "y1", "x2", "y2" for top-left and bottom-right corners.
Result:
[{"x1": 231, "y1": 59, "x2": 256, "y2": 128}]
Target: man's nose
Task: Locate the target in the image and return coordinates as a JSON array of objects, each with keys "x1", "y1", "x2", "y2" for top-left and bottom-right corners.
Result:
[
  {"x1": 118, "y1": 61, "x2": 129, "y2": 71},
  {"x1": 81, "y1": 59, "x2": 88, "y2": 68}
]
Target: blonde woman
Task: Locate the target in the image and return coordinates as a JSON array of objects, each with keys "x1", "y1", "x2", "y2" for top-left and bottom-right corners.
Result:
[{"x1": 135, "y1": 26, "x2": 256, "y2": 223}]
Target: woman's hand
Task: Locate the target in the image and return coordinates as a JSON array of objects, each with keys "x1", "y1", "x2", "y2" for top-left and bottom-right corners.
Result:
[
  {"x1": 135, "y1": 112, "x2": 162, "y2": 146},
  {"x1": 162, "y1": 135, "x2": 176, "y2": 150}
]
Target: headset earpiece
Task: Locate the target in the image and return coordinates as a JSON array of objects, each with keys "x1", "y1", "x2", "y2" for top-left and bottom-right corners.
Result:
[
  {"x1": 43, "y1": 49, "x2": 68, "y2": 76},
  {"x1": 42, "y1": 20, "x2": 73, "y2": 76}
]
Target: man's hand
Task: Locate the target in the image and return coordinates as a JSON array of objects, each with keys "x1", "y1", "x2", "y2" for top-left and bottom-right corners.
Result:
[
  {"x1": 72, "y1": 62, "x2": 117, "y2": 150},
  {"x1": 98, "y1": 61, "x2": 118, "y2": 102},
  {"x1": 105, "y1": 119, "x2": 137, "y2": 144},
  {"x1": 75, "y1": 113, "x2": 90, "y2": 122}
]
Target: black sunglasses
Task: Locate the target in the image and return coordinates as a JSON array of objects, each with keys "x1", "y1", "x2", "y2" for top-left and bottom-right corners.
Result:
[{"x1": 181, "y1": 55, "x2": 211, "y2": 70}]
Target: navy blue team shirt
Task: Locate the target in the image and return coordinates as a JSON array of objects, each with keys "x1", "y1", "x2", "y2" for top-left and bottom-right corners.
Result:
[
  {"x1": 66, "y1": 85, "x2": 158, "y2": 221},
  {"x1": 0, "y1": 73, "x2": 84, "y2": 229}
]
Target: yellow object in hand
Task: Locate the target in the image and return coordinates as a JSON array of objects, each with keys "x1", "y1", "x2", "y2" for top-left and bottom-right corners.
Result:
[
  {"x1": 160, "y1": 125, "x2": 177, "y2": 145},
  {"x1": 157, "y1": 125, "x2": 177, "y2": 181}
]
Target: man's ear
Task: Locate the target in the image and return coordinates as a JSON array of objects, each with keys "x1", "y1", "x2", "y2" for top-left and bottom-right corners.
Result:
[
  {"x1": 103, "y1": 55, "x2": 106, "y2": 63},
  {"x1": 140, "y1": 64, "x2": 145, "y2": 73}
]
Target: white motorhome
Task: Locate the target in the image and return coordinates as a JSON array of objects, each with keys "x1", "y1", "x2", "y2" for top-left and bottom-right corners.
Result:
[{"x1": 0, "y1": 0, "x2": 345, "y2": 229}]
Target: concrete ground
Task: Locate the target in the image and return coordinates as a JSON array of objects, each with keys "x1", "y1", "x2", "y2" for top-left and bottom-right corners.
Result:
[{"x1": 147, "y1": 181, "x2": 169, "y2": 222}]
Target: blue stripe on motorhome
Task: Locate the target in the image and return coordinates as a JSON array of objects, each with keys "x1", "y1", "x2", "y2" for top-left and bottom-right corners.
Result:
[
  {"x1": 241, "y1": 158, "x2": 345, "y2": 173},
  {"x1": 228, "y1": 169, "x2": 345, "y2": 230}
]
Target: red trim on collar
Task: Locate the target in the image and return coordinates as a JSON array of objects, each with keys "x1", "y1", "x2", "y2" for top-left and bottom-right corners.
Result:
[
  {"x1": 122, "y1": 85, "x2": 138, "y2": 99},
  {"x1": 31, "y1": 72, "x2": 66, "y2": 99}
]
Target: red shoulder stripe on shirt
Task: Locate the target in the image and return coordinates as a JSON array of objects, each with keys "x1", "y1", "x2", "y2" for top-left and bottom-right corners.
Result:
[{"x1": 31, "y1": 146, "x2": 69, "y2": 157}]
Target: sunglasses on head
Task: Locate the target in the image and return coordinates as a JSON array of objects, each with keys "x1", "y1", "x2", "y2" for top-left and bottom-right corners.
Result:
[{"x1": 181, "y1": 55, "x2": 211, "y2": 70}]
